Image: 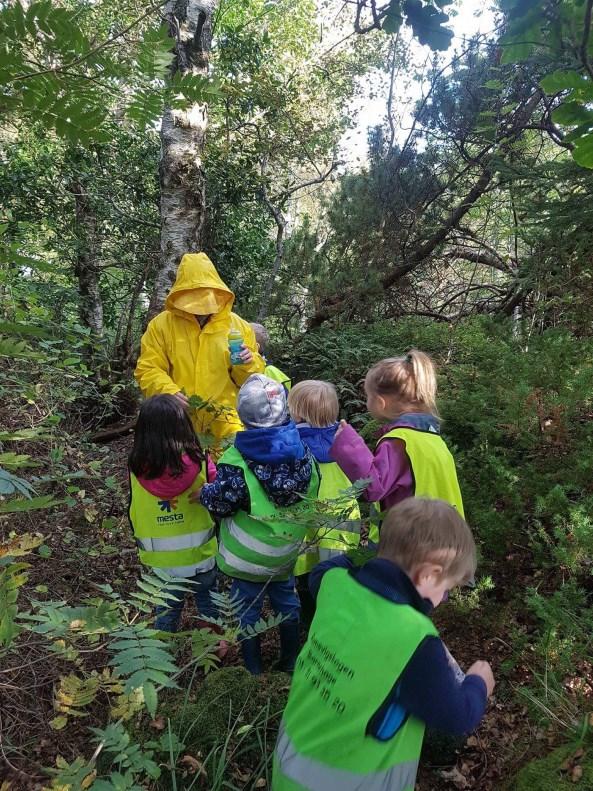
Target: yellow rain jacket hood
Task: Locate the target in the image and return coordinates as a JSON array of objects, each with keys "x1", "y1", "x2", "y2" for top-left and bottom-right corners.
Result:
[{"x1": 135, "y1": 253, "x2": 264, "y2": 441}]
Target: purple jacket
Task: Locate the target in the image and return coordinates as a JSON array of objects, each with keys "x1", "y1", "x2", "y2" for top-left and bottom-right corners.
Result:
[{"x1": 330, "y1": 412, "x2": 441, "y2": 511}]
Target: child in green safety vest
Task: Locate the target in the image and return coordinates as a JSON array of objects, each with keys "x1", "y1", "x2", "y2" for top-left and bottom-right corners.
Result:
[
  {"x1": 273, "y1": 498, "x2": 495, "y2": 791},
  {"x1": 128, "y1": 395, "x2": 219, "y2": 632},
  {"x1": 287, "y1": 380, "x2": 361, "y2": 626},
  {"x1": 200, "y1": 374, "x2": 320, "y2": 674},
  {"x1": 251, "y1": 322, "x2": 292, "y2": 390},
  {"x1": 331, "y1": 349, "x2": 464, "y2": 535}
]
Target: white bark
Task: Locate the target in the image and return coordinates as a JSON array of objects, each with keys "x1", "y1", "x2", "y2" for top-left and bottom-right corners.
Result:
[{"x1": 149, "y1": 0, "x2": 218, "y2": 317}]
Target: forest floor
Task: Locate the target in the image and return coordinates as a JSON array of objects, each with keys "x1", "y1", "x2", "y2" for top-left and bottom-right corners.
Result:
[{"x1": 1, "y1": 428, "x2": 571, "y2": 790}]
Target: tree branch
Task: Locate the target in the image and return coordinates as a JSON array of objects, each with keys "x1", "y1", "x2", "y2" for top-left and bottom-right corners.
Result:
[{"x1": 442, "y1": 245, "x2": 513, "y2": 274}]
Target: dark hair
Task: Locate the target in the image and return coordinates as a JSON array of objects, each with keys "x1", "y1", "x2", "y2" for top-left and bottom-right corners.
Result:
[{"x1": 129, "y1": 395, "x2": 204, "y2": 479}]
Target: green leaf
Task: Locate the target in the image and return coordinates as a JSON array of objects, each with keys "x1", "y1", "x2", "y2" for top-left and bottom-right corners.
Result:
[
  {"x1": 383, "y1": 0, "x2": 403, "y2": 34},
  {"x1": 552, "y1": 101, "x2": 593, "y2": 126},
  {"x1": 572, "y1": 134, "x2": 593, "y2": 169},
  {"x1": 37, "y1": 544, "x2": 52, "y2": 558},
  {"x1": 483, "y1": 79, "x2": 504, "y2": 90},
  {"x1": 49, "y1": 715, "x2": 68, "y2": 730},
  {"x1": 0, "y1": 495, "x2": 61, "y2": 513},
  {"x1": 143, "y1": 682, "x2": 158, "y2": 718},
  {"x1": 540, "y1": 70, "x2": 592, "y2": 94}
]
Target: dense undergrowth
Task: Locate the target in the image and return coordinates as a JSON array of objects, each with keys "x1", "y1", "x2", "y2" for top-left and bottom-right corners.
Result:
[{"x1": 2, "y1": 315, "x2": 593, "y2": 789}]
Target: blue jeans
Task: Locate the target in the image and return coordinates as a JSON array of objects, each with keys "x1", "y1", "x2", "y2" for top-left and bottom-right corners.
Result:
[
  {"x1": 231, "y1": 576, "x2": 301, "y2": 674},
  {"x1": 155, "y1": 566, "x2": 219, "y2": 632},
  {"x1": 231, "y1": 576, "x2": 300, "y2": 629}
]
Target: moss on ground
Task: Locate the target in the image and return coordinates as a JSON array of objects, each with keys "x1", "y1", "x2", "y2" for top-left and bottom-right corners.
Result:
[
  {"x1": 166, "y1": 666, "x2": 291, "y2": 754},
  {"x1": 509, "y1": 743, "x2": 593, "y2": 790}
]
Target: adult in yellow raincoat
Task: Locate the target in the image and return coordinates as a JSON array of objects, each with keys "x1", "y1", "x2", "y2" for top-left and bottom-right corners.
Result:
[{"x1": 135, "y1": 253, "x2": 265, "y2": 440}]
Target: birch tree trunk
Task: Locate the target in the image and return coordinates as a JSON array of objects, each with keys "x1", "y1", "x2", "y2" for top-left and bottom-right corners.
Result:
[
  {"x1": 147, "y1": 0, "x2": 218, "y2": 318},
  {"x1": 69, "y1": 179, "x2": 104, "y2": 338}
]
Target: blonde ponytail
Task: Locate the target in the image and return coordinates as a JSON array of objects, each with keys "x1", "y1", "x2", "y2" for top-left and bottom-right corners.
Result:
[{"x1": 365, "y1": 348, "x2": 438, "y2": 416}]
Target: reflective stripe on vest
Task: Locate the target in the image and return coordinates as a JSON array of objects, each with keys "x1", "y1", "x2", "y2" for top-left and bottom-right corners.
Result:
[
  {"x1": 216, "y1": 445, "x2": 320, "y2": 582},
  {"x1": 225, "y1": 518, "x2": 297, "y2": 558},
  {"x1": 129, "y1": 464, "x2": 217, "y2": 578},
  {"x1": 379, "y1": 427, "x2": 464, "y2": 517},
  {"x1": 275, "y1": 723, "x2": 418, "y2": 791},
  {"x1": 137, "y1": 529, "x2": 215, "y2": 553},
  {"x1": 218, "y1": 543, "x2": 294, "y2": 579},
  {"x1": 273, "y1": 568, "x2": 436, "y2": 791},
  {"x1": 158, "y1": 558, "x2": 215, "y2": 577},
  {"x1": 294, "y1": 461, "x2": 361, "y2": 577}
]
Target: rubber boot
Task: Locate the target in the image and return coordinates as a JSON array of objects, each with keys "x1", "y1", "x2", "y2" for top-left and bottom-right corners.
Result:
[
  {"x1": 277, "y1": 620, "x2": 301, "y2": 674},
  {"x1": 241, "y1": 635, "x2": 263, "y2": 675}
]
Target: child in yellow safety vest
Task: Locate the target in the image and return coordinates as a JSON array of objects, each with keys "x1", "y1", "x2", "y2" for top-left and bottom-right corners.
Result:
[
  {"x1": 287, "y1": 380, "x2": 361, "y2": 626},
  {"x1": 273, "y1": 498, "x2": 494, "y2": 791},
  {"x1": 331, "y1": 349, "x2": 464, "y2": 533},
  {"x1": 199, "y1": 374, "x2": 320, "y2": 674},
  {"x1": 128, "y1": 395, "x2": 218, "y2": 632}
]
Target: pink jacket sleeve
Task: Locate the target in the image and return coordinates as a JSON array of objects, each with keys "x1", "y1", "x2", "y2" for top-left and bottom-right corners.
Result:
[
  {"x1": 330, "y1": 423, "x2": 412, "y2": 504},
  {"x1": 206, "y1": 455, "x2": 217, "y2": 482}
]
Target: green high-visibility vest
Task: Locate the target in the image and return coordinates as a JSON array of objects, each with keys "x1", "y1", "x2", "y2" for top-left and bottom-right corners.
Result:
[
  {"x1": 216, "y1": 446, "x2": 320, "y2": 582},
  {"x1": 265, "y1": 363, "x2": 292, "y2": 390},
  {"x1": 294, "y1": 461, "x2": 361, "y2": 576},
  {"x1": 129, "y1": 464, "x2": 217, "y2": 578},
  {"x1": 273, "y1": 567, "x2": 437, "y2": 791},
  {"x1": 379, "y1": 427, "x2": 464, "y2": 517}
]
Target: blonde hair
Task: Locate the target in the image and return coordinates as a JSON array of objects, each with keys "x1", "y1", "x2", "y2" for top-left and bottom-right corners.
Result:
[
  {"x1": 250, "y1": 322, "x2": 269, "y2": 353},
  {"x1": 288, "y1": 380, "x2": 339, "y2": 427},
  {"x1": 378, "y1": 498, "x2": 476, "y2": 585},
  {"x1": 365, "y1": 349, "x2": 438, "y2": 415}
]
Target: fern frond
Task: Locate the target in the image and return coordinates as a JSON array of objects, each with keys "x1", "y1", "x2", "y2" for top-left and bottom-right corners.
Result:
[{"x1": 108, "y1": 625, "x2": 178, "y2": 717}]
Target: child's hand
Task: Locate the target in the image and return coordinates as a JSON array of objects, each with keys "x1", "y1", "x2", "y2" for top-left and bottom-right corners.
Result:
[
  {"x1": 467, "y1": 660, "x2": 495, "y2": 697},
  {"x1": 335, "y1": 419, "x2": 349, "y2": 438},
  {"x1": 174, "y1": 391, "x2": 189, "y2": 408},
  {"x1": 238, "y1": 344, "x2": 253, "y2": 365},
  {"x1": 189, "y1": 486, "x2": 203, "y2": 503}
]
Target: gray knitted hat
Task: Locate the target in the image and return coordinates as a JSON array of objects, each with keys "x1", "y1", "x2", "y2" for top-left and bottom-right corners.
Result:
[{"x1": 237, "y1": 374, "x2": 288, "y2": 429}]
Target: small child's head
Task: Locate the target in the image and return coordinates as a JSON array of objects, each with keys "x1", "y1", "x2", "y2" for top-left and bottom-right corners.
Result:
[
  {"x1": 365, "y1": 349, "x2": 437, "y2": 421},
  {"x1": 378, "y1": 498, "x2": 476, "y2": 607},
  {"x1": 237, "y1": 374, "x2": 288, "y2": 429},
  {"x1": 250, "y1": 322, "x2": 269, "y2": 355},
  {"x1": 129, "y1": 394, "x2": 203, "y2": 479},
  {"x1": 287, "y1": 380, "x2": 339, "y2": 428}
]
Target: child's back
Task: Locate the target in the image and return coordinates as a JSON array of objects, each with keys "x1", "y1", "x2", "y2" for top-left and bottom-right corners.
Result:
[
  {"x1": 272, "y1": 499, "x2": 494, "y2": 791},
  {"x1": 128, "y1": 395, "x2": 218, "y2": 632},
  {"x1": 200, "y1": 374, "x2": 319, "y2": 673},
  {"x1": 288, "y1": 381, "x2": 361, "y2": 578},
  {"x1": 331, "y1": 350, "x2": 464, "y2": 519}
]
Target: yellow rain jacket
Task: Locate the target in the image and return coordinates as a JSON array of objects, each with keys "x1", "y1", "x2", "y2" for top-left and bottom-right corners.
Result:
[{"x1": 135, "y1": 253, "x2": 264, "y2": 440}]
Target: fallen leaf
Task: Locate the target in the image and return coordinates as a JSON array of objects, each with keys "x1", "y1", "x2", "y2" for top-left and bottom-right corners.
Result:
[
  {"x1": 150, "y1": 716, "x2": 166, "y2": 730},
  {"x1": 49, "y1": 715, "x2": 68, "y2": 731},
  {"x1": 573, "y1": 747, "x2": 584, "y2": 761},
  {"x1": 255, "y1": 780, "x2": 266, "y2": 788},
  {"x1": 439, "y1": 767, "x2": 469, "y2": 789},
  {"x1": 181, "y1": 754, "x2": 207, "y2": 777},
  {"x1": 466, "y1": 735, "x2": 479, "y2": 747},
  {"x1": 81, "y1": 770, "x2": 97, "y2": 789},
  {"x1": 572, "y1": 765, "x2": 583, "y2": 783}
]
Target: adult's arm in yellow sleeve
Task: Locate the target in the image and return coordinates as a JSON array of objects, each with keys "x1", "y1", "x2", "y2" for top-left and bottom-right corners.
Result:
[
  {"x1": 231, "y1": 320, "x2": 265, "y2": 387},
  {"x1": 134, "y1": 318, "x2": 179, "y2": 398}
]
